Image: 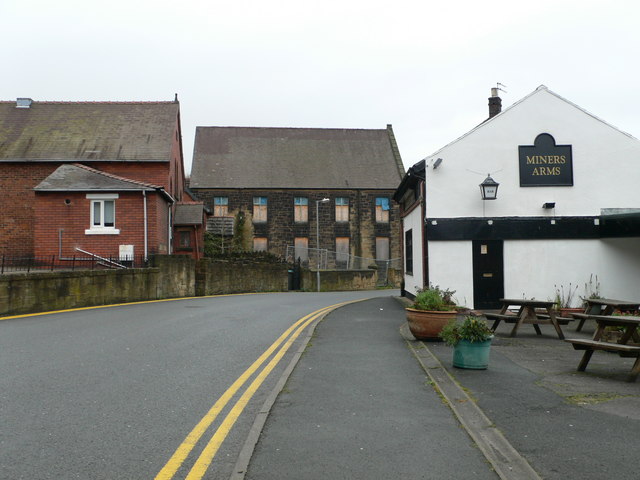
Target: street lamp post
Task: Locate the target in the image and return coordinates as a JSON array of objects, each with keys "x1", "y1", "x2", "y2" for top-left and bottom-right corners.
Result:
[{"x1": 316, "y1": 198, "x2": 330, "y2": 292}]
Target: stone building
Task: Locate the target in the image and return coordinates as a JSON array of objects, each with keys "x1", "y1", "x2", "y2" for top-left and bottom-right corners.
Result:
[{"x1": 189, "y1": 126, "x2": 405, "y2": 266}]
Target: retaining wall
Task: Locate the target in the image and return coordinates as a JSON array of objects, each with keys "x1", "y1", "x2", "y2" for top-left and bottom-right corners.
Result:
[{"x1": 0, "y1": 256, "x2": 399, "y2": 317}]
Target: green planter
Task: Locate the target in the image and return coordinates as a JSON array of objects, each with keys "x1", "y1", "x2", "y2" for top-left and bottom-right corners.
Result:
[{"x1": 452, "y1": 338, "x2": 492, "y2": 369}]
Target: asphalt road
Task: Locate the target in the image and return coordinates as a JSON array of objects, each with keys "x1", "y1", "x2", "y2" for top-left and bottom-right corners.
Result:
[{"x1": 0, "y1": 290, "x2": 396, "y2": 480}]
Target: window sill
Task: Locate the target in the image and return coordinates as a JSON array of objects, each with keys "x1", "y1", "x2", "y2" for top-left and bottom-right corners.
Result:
[{"x1": 85, "y1": 228, "x2": 120, "y2": 235}]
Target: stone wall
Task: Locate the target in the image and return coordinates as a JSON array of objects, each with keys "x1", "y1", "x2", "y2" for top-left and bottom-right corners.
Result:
[
  {"x1": 302, "y1": 269, "x2": 378, "y2": 292},
  {"x1": 150, "y1": 255, "x2": 196, "y2": 298},
  {"x1": 0, "y1": 268, "x2": 159, "y2": 316},
  {"x1": 196, "y1": 258, "x2": 288, "y2": 296},
  {"x1": 0, "y1": 255, "x2": 398, "y2": 318}
]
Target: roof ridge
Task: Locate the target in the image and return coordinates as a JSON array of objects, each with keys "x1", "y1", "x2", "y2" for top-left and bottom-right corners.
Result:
[
  {"x1": 195, "y1": 125, "x2": 388, "y2": 132},
  {"x1": 0, "y1": 100, "x2": 176, "y2": 105},
  {"x1": 71, "y1": 163, "x2": 163, "y2": 189}
]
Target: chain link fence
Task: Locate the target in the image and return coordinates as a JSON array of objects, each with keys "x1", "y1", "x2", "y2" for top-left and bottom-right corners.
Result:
[{"x1": 285, "y1": 246, "x2": 401, "y2": 285}]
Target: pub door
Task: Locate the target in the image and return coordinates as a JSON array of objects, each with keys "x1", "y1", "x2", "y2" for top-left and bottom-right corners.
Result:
[{"x1": 472, "y1": 240, "x2": 504, "y2": 309}]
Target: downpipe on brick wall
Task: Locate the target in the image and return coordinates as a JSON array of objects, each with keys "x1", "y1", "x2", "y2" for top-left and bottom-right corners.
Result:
[{"x1": 143, "y1": 190, "x2": 148, "y2": 261}]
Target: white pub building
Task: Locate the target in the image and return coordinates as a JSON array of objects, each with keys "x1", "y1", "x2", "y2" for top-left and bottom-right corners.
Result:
[{"x1": 395, "y1": 86, "x2": 640, "y2": 309}]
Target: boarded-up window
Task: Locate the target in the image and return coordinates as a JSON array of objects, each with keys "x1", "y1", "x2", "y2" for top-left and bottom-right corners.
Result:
[
  {"x1": 375, "y1": 197, "x2": 390, "y2": 223},
  {"x1": 213, "y1": 197, "x2": 228, "y2": 217},
  {"x1": 294, "y1": 237, "x2": 309, "y2": 262},
  {"x1": 376, "y1": 237, "x2": 390, "y2": 261},
  {"x1": 253, "y1": 197, "x2": 267, "y2": 222},
  {"x1": 336, "y1": 237, "x2": 350, "y2": 265},
  {"x1": 294, "y1": 197, "x2": 308, "y2": 223},
  {"x1": 335, "y1": 197, "x2": 349, "y2": 222},
  {"x1": 253, "y1": 237, "x2": 268, "y2": 252}
]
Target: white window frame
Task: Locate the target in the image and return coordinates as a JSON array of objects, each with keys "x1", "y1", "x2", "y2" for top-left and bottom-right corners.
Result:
[{"x1": 85, "y1": 193, "x2": 120, "y2": 234}]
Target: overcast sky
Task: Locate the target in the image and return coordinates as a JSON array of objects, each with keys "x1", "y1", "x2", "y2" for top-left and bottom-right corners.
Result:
[{"x1": 3, "y1": 0, "x2": 638, "y2": 174}]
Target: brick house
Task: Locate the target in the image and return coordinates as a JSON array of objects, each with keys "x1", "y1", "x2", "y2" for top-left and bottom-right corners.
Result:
[
  {"x1": 189, "y1": 126, "x2": 405, "y2": 265},
  {"x1": 0, "y1": 98, "x2": 205, "y2": 261}
]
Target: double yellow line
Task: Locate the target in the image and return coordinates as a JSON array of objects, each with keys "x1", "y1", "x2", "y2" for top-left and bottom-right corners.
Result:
[{"x1": 155, "y1": 300, "x2": 356, "y2": 480}]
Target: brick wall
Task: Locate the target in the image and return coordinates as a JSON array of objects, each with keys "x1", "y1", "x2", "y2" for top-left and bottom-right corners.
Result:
[
  {"x1": 33, "y1": 190, "x2": 168, "y2": 258},
  {"x1": 192, "y1": 188, "x2": 401, "y2": 261},
  {"x1": 0, "y1": 163, "x2": 59, "y2": 256}
]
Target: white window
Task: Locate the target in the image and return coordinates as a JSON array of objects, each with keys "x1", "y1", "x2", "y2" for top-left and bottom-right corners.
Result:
[{"x1": 85, "y1": 194, "x2": 120, "y2": 234}]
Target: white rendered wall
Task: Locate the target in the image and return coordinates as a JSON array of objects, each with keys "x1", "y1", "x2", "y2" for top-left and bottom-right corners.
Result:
[
  {"x1": 429, "y1": 238, "x2": 640, "y2": 309},
  {"x1": 502, "y1": 238, "x2": 640, "y2": 306},
  {"x1": 427, "y1": 241, "x2": 473, "y2": 308},
  {"x1": 424, "y1": 87, "x2": 640, "y2": 219},
  {"x1": 402, "y1": 205, "x2": 424, "y2": 296}
]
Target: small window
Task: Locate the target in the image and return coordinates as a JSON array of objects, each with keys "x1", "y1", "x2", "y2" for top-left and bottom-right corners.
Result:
[
  {"x1": 294, "y1": 197, "x2": 308, "y2": 223},
  {"x1": 375, "y1": 197, "x2": 390, "y2": 223},
  {"x1": 253, "y1": 197, "x2": 267, "y2": 222},
  {"x1": 335, "y1": 197, "x2": 349, "y2": 222},
  {"x1": 405, "y1": 229, "x2": 413, "y2": 275},
  {"x1": 253, "y1": 237, "x2": 268, "y2": 252},
  {"x1": 179, "y1": 230, "x2": 192, "y2": 249},
  {"x1": 294, "y1": 237, "x2": 309, "y2": 262},
  {"x1": 213, "y1": 197, "x2": 228, "y2": 217},
  {"x1": 86, "y1": 194, "x2": 120, "y2": 234}
]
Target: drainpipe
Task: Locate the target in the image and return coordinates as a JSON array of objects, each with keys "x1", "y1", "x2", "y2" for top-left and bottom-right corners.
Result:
[
  {"x1": 168, "y1": 208, "x2": 172, "y2": 254},
  {"x1": 143, "y1": 191, "x2": 148, "y2": 261}
]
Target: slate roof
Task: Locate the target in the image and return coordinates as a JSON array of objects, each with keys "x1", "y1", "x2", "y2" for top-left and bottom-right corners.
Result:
[
  {"x1": 0, "y1": 100, "x2": 179, "y2": 162},
  {"x1": 174, "y1": 203, "x2": 205, "y2": 225},
  {"x1": 190, "y1": 126, "x2": 405, "y2": 189},
  {"x1": 34, "y1": 163, "x2": 164, "y2": 192}
]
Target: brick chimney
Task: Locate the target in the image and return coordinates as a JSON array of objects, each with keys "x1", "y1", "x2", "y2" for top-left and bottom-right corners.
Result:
[{"x1": 488, "y1": 88, "x2": 501, "y2": 118}]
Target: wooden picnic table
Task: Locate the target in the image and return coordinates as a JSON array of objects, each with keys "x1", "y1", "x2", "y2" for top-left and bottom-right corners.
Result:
[
  {"x1": 576, "y1": 298, "x2": 640, "y2": 332},
  {"x1": 565, "y1": 314, "x2": 640, "y2": 382},
  {"x1": 484, "y1": 298, "x2": 565, "y2": 339}
]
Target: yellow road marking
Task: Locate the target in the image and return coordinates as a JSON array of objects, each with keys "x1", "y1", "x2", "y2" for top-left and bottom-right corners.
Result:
[
  {"x1": 154, "y1": 303, "x2": 344, "y2": 480},
  {"x1": 0, "y1": 292, "x2": 267, "y2": 321},
  {"x1": 184, "y1": 305, "x2": 335, "y2": 480}
]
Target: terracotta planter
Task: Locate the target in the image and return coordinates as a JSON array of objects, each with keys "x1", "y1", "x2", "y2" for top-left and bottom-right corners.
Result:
[
  {"x1": 559, "y1": 307, "x2": 583, "y2": 317},
  {"x1": 405, "y1": 308, "x2": 457, "y2": 341}
]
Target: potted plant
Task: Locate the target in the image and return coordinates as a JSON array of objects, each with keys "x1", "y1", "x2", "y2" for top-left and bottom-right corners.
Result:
[
  {"x1": 553, "y1": 283, "x2": 582, "y2": 317},
  {"x1": 440, "y1": 316, "x2": 494, "y2": 369},
  {"x1": 405, "y1": 285, "x2": 457, "y2": 340}
]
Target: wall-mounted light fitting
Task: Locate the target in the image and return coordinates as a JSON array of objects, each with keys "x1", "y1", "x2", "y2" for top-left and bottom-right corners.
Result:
[
  {"x1": 479, "y1": 175, "x2": 499, "y2": 200},
  {"x1": 433, "y1": 158, "x2": 443, "y2": 169},
  {"x1": 542, "y1": 202, "x2": 555, "y2": 209}
]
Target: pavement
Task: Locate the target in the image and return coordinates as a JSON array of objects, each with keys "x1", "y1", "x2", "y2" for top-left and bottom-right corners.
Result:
[{"x1": 234, "y1": 295, "x2": 640, "y2": 480}]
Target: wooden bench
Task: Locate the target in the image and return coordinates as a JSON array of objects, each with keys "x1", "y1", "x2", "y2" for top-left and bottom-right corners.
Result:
[
  {"x1": 536, "y1": 314, "x2": 575, "y2": 325},
  {"x1": 565, "y1": 338, "x2": 640, "y2": 382}
]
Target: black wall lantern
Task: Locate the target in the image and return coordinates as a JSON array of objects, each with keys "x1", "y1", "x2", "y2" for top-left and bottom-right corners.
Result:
[{"x1": 479, "y1": 175, "x2": 499, "y2": 200}]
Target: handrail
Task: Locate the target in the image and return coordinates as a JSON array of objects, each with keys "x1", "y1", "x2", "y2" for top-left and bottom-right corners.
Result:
[{"x1": 74, "y1": 248, "x2": 128, "y2": 269}]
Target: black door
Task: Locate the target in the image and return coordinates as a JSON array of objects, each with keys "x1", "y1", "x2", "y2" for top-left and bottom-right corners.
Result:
[{"x1": 472, "y1": 240, "x2": 504, "y2": 309}]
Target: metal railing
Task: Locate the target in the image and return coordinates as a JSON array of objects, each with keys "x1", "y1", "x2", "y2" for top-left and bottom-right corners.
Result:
[{"x1": 0, "y1": 254, "x2": 149, "y2": 274}]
